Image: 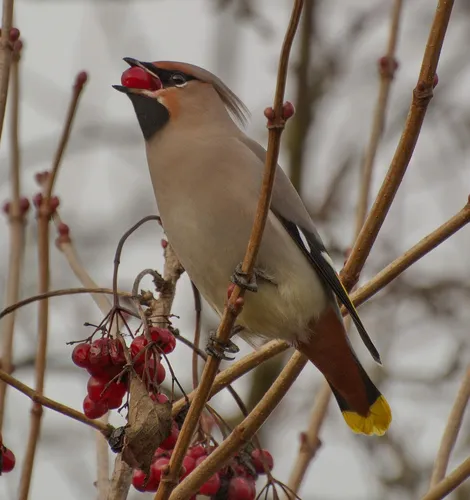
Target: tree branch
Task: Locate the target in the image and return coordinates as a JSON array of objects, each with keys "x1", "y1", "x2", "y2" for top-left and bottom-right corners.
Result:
[
  {"x1": 430, "y1": 366, "x2": 470, "y2": 486},
  {"x1": 341, "y1": 0, "x2": 455, "y2": 290}
]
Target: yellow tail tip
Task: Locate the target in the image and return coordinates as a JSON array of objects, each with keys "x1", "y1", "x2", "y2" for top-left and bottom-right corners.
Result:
[{"x1": 342, "y1": 396, "x2": 392, "y2": 436}]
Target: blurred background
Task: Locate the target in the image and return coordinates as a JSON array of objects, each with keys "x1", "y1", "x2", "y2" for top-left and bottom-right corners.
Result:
[{"x1": 0, "y1": 0, "x2": 470, "y2": 499}]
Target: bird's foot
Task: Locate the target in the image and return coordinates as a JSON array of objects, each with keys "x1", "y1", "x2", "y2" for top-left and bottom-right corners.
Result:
[
  {"x1": 205, "y1": 332, "x2": 240, "y2": 361},
  {"x1": 230, "y1": 263, "x2": 258, "y2": 292}
]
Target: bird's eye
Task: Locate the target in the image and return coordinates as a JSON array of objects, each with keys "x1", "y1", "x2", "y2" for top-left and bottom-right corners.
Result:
[{"x1": 171, "y1": 73, "x2": 187, "y2": 87}]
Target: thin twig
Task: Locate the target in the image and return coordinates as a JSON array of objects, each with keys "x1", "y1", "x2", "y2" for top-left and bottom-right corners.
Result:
[
  {"x1": 96, "y1": 415, "x2": 111, "y2": 500},
  {"x1": 421, "y1": 457, "x2": 470, "y2": 500},
  {"x1": 112, "y1": 215, "x2": 161, "y2": 307},
  {"x1": 350, "y1": 201, "x2": 470, "y2": 310},
  {"x1": 54, "y1": 214, "x2": 117, "y2": 326},
  {"x1": 288, "y1": 0, "x2": 316, "y2": 192},
  {"x1": 354, "y1": 0, "x2": 403, "y2": 236},
  {"x1": 0, "y1": 287, "x2": 132, "y2": 319},
  {"x1": 44, "y1": 72, "x2": 87, "y2": 199},
  {"x1": 286, "y1": 383, "x2": 330, "y2": 495},
  {"x1": 341, "y1": 0, "x2": 455, "y2": 291},
  {"x1": 0, "y1": 0, "x2": 15, "y2": 141},
  {"x1": 429, "y1": 366, "x2": 470, "y2": 486},
  {"x1": 0, "y1": 368, "x2": 112, "y2": 434},
  {"x1": 169, "y1": 352, "x2": 308, "y2": 499},
  {"x1": 0, "y1": 35, "x2": 25, "y2": 432},
  {"x1": 19, "y1": 72, "x2": 88, "y2": 500},
  {"x1": 155, "y1": 3, "x2": 304, "y2": 498}
]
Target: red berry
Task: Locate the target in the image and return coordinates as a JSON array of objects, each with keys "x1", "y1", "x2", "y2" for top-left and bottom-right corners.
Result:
[
  {"x1": 150, "y1": 392, "x2": 169, "y2": 404},
  {"x1": 132, "y1": 469, "x2": 148, "y2": 492},
  {"x1": 136, "y1": 355, "x2": 165, "y2": 386},
  {"x1": 154, "y1": 447, "x2": 167, "y2": 458},
  {"x1": 86, "y1": 364, "x2": 119, "y2": 379},
  {"x1": 232, "y1": 463, "x2": 250, "y2": 477},
  {"x1": 109, "y1": 338, "x2": 126, "y2": 366},
  {"x1": 188, "y1": 444, "x2": 206, "y2": 459},
  {"x1": 150, "y1": 327, "x2": 176, "y2": 354},
  {"x1": 1, "y1": 448, "x2": 15, "y2": 473},
  {"x1": 83, "y1": 395, "x2": 108, "y2": 419},
  {"x1": 71, "y1": 343, "x2": 91, "y2": 368},
  {"x1": 107, "y1": 394, "x2": 124, "y2": 410},
  {"x1": 150, "y1": 456, "x2": 170, "y2": 483},
  {"x1": 121, "y1": 67, "x2": 161, "y2": 91},
  {"x1": 130, "y1": 335, "x2": 148, "y2": 362},
  {"x1": 107, "y1": 380, "x2": 127, "y2": 400},
  {"x1": 132, "y1": 468, "x2": 158, "y2": 492},
  {"x1": 87, "y1": 376, "x2": 107, "y2": 402},
  {"x1": 251, "y1": 448, "x2": 274, "y2": 473},
  {"x1": 195, "y1": 455, "x2": 207, "y2": 467},
  {"x1": 199, "y1": 472, "x2": 221, "y2": 496},
  {"x1": 88, "y1": 338, "x2": 111, "y2": 367},
  {"x1": 160, "y1": 421, "x2": 179, "y2": 450},
  {"x1": 228, "y1": 476, "x2": 256, "y2": 500},
  {"x1": 182, "y1": 455, "x2": 196, "y2": 479}
]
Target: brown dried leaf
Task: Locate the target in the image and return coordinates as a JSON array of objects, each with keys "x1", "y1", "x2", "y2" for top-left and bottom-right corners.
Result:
[{"x1": 121, "y1": 375, "x2": 172, "y2": 473}]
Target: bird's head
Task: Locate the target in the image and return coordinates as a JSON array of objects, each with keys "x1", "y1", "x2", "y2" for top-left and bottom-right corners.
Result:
[{"x1": 114, "y1": 58, "x2": 249, "y2": 140}]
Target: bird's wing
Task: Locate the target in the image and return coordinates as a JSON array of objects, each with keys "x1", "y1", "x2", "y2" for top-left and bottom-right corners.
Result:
[{"x1": 238, "y1": 135, "x2": 381, "y2": 364}]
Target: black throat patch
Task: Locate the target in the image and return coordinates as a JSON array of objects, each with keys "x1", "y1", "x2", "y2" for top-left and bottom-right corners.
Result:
[{"x1": 127, "y1": 93, "x2": 170, "y2": 140}]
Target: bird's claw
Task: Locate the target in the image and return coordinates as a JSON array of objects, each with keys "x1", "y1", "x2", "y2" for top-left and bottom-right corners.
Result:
[
  {"x1": 205, "y1": 333, "x2": 240, "y2": 361},
  {"x1": 230, "y1": 263, "x2": 258, "y2": 293}
]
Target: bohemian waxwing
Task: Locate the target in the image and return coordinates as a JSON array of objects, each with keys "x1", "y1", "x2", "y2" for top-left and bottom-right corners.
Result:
[{"x1": 114, "y1": 58, "x2": 392, "y2": 436}]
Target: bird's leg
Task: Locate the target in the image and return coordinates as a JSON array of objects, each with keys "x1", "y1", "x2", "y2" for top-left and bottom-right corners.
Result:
[
  {"x1": 230, "y1": 263, "x2": 276, "y2": 293},
  {"x1": 205, "y1": 325, "x2": 243, "y2": 361}
]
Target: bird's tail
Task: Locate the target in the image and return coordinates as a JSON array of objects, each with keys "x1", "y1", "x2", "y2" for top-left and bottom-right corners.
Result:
[{"x1": 297, "y1": 306, "x2": 392, "y2": 436}]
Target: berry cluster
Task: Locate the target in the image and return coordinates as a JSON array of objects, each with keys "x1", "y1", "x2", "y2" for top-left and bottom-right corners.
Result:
[
  {"x1": 132, "y1": 442, "x2": 274, "y2": 499},
  {"x1": 71, "y1": 327, "x2": 176, "y2": 419}
]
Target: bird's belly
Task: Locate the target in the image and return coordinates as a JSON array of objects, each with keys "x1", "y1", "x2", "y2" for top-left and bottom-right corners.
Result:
[{"x1": 161, "y1": 206, "x2": 327, "y2": 343}]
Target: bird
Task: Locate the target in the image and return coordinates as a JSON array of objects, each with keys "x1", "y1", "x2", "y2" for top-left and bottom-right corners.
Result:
[{"x1": 114, "y1": 58, "x2": 392, "y2": 436}]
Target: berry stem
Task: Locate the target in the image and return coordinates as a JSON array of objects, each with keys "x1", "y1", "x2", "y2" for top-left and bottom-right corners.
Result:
[
  {"x1": 354, "y1": 0, "x2": 403, "y2": 238},
  {"x1": 43, "y1": 71, "x2": 88, "y2": 200}
]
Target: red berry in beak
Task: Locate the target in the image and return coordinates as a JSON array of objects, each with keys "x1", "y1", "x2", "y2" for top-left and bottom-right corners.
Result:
[{"x1": 121, "y1": 67, "x2": 161, "y2": 91}]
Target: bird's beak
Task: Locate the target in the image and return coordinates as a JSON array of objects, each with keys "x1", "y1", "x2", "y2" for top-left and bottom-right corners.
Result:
[{"x1": 113, "y1": 57, "x2": 162, "y2": 94}]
